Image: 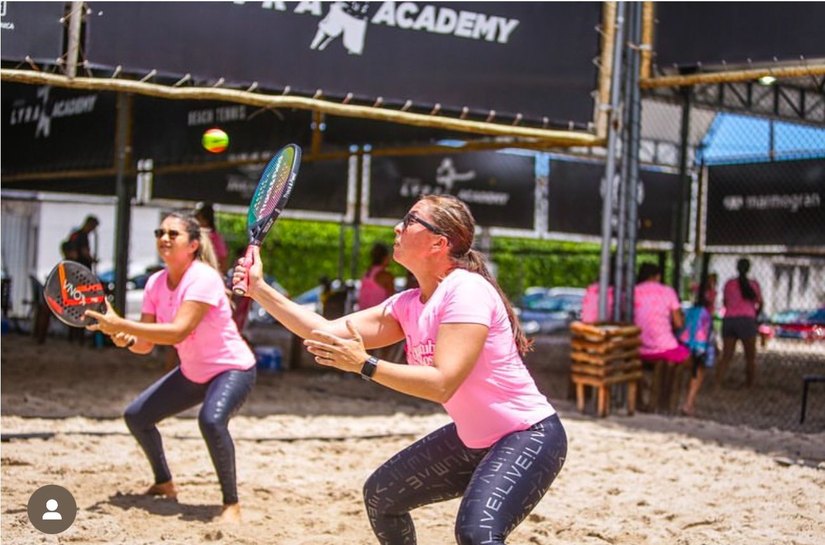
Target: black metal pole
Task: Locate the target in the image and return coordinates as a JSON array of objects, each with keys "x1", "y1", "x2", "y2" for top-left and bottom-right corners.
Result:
[
  {"x1": 672, "y1": 86, "x2": 692, "y2": 295},
  {"x1": 113, "y1": 93, "x2": 133, "y2": 315},
  {"x1": 623, "y1": 1, "x2": 644, "y2": 322},
  {"x1": 598, "y1": 1, "x2": 626, "y2": 321}
]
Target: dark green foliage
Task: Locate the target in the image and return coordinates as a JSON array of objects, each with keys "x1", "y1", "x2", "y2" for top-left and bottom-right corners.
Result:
[
  {"x1": 217, "y1": 214, "x2": 402, "y2": 296},
  {"x1": 217, "y1": 213, "x2": 668, "y2": 300}
]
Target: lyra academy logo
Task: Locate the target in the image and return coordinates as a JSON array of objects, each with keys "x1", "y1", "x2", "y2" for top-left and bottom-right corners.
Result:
[
  {"x1": 7, "y1": 86, "x2": 99, "y2": 139},
  {"x1": 234, "y1": 1, "x2": 521, "y2": 56}
]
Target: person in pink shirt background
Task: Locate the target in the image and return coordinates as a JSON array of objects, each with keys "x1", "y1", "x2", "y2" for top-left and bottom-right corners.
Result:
[
  {"x1": 357, "y1": 242, "x2": 395, "y2": 310},
  {"x1": 633, "y1": 263, "x2": 705, "y2": 415},
  {"x1": 234, "y1": 194, "x2": 567, "y2": 545},
  {"x1": 86, "y1": 212, "x2": 256, "y2": 524},
  {"x1": 580, "y1": 255, "x2": 615, "y2": 323},
  {"x1": 716, "y1": 258, "x2": 763, "y2": 388},
  {"x1": 633, "y1": 263, "x2": 688, "y2": 362}
]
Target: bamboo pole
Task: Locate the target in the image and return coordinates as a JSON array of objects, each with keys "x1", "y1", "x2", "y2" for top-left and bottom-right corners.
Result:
[
  {"x1": 64, "y1": 2, "x2": 83, "y2": 78},
  {"x1": 3, "y1": 137, "x2": 565, "y2": 185},
  {"x1": 641, "y1": 63, "x2": 825, "y2": 88},
  {"x1": 0, "y1": 68, "x2": 602, "y2": 147},
  {"x1": 595, "y1": 2, "x2": 616, "y2": 139},
  {"x1": 640, "y1": 2, "x2": 654, "y2": 80}
]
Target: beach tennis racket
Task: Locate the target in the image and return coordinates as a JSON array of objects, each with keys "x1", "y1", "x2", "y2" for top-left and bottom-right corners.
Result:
[
  {"x1": 233, "y1": 143, "x2": 302, "y2": 295},
  {"x1": 43, "y1": 260, "x2": 107, "y2": 327}
]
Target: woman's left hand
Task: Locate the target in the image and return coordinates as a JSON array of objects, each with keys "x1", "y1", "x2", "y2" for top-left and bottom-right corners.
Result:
[
  {"x1": 84, "y1": 299, "x2": 125, "y2": 335},
  {"x1": 304, "y1": 320, "x2": 369, "y2": 374}
]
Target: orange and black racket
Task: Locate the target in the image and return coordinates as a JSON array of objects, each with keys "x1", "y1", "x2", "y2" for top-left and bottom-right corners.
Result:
[{"x1": 43, "y1": 260, "x2": 108, "y2": 327}]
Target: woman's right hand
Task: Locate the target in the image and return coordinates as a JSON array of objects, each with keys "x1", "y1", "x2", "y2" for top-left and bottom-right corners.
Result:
[
  {"x1": 111, "y1": 332, "x2": 136, "y2": 348},
  {"x1": 233, "y1": 245, "x2": 265, "y2": 298}
]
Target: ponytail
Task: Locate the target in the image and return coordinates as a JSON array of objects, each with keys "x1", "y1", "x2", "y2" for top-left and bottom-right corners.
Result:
[
  {"x1": 738, "y1": 272, "x2": 756, "y2": 301},
  {"x1": 422, "y1": 194, "x2": 532, "y2": 356},
  {"x1": 454, "y1": 249, "x2": 533, "y2": 356},
  {"x1": 736, "y1": 258, "x2": 756, "y2": 301},
  {"x1": 198, "y1": 228, "x2": 220, "y2": 271}
]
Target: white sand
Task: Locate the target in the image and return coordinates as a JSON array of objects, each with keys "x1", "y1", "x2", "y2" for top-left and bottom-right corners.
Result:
[{"x1": 2, "y1": 333, "x2": 824, "y2": 544}]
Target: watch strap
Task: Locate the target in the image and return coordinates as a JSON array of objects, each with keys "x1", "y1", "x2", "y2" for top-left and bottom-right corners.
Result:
[{"x1": 360, "y1": 355, "x2": 379, "y2": 381}]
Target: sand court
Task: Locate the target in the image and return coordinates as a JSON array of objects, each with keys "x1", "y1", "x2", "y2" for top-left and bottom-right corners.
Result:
[{"x1": 2, "y1": 333, "x2": 824, "y2": 544}]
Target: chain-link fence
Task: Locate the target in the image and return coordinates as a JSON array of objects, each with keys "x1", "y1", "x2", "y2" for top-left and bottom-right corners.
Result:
[{"x1": 641, "y1": 102, "x2": 825, "y2": 432}]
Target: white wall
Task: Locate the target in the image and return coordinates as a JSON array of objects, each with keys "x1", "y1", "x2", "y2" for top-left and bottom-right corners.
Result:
[
  {"x1": 35, "y1": 200, "x2": 162, "y2": 282},
  {"x1": 1, "y1": 193, "x2": 164, "y2": 317},
  {"x1": 1, "y1": 199, "x2": 38, "y2": 317}
]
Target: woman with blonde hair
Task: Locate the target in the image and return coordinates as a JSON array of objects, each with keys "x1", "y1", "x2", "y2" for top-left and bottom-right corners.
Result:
[{"x1": 86, "y1": 212, "x2": 256, "y2": 523}]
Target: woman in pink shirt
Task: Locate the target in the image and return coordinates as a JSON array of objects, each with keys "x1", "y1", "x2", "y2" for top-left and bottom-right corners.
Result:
[
  {"x1": 234, "y1": 195, "x2": 566, "y2": 545},
  {"x1": 358, "y1": 242, "x2": 395, "y2": 310},
  {"x1": 633, "y1": 263, "x2": 706, "y2": 415},
  {"x1": 87, "y1": 213, "x2": 256, "y2": 523},
  {"x1": 716, "y1": 258, "x2": 763, "y2": 387}
]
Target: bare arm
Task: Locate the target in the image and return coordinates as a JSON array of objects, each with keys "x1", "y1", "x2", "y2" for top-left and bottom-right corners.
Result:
[
  {"x1": 305, "y1": 320, "x2": 488, "y2": 404},
  {"x1": 85, "y1": 299, "x2": 209, "y2": 346},
  {"x1": 236, "y1": 246, "x2": 405, "y2": 347},
  {"x1": 671, "y1": 307, "x2": 685, "y2": 330}
]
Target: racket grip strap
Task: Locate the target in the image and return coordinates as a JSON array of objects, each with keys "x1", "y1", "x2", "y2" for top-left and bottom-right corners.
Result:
[{"x1": 232, "y1": 246, "x2": 255, "y2": 296}]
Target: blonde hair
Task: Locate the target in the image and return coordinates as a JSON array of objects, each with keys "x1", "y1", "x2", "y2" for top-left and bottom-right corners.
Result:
[
  {"x1": 420, "y1": 195, "x2": 532, "y2": 355},
  {"x1": 198, "y1": 228, "x2": 220, "y2": 271}
]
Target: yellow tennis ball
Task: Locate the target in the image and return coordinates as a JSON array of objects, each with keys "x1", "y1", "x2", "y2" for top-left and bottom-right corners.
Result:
[{"x1": 202, "y1": 128, "x2": 229, "y2": 153}]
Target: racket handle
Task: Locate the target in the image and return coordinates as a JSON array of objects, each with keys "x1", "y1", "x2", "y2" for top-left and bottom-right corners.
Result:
[{"x1": 232, "y1": 246, "x2": 255, "y2": 296}]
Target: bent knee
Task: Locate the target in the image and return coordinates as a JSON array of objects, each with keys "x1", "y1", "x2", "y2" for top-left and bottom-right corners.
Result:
[
  {"x1": 363, "y1": 471, "x2": 396, "y2": 515},
  {"x1": 123, "y1": 404, "x2": 148, "y2": 430},
  {"x1": 198, "y1": 413, "x2": 229, "y2": 435},
  {"x1": 456, "y1": 524, "x2": 503, "y2": 545}
]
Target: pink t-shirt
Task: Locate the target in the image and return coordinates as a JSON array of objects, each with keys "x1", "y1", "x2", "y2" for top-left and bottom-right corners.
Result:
[
  {"x1": 207, "y1": 230, "x2": 229, "y2": 265},
  {"x1": 386, "y1": 268, "x2": 554, "y2": 448},
  {"x1": 633, "y1": 281, "x2": 681, "y2": 355},
  {"x1": 358, "y1": 265, "x2": 393, "y2": 310},
  {"x1": 581, "y1": 283, "x2": 614, "y2": 324},
  {"x1": 142, "y1": 260, "x2": 255, "y2": 383},
  {"x1": 723, "y1": 278, "x2": 762, "y2": 319}
]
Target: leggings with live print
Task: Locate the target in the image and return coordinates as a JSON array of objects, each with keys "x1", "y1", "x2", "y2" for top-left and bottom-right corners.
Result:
[{"x1": 363, "y1": 413, "x2": 567, "y2": 545}]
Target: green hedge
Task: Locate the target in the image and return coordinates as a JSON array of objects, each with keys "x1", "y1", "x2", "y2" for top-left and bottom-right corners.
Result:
[
  {"x1": 218, "y1": 214, "x2": 403, "y2": 297},
  {"x1": 217, "y1": 213, "x2": 666, "y2": 300}
]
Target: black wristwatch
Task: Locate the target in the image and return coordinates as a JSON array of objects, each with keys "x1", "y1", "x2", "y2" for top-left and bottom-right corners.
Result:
[{"x1": 360, "y1": 355, "x2": 379, "y2": 381}]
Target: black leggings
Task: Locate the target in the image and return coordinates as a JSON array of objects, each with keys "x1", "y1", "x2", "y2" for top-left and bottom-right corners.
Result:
[
  {"x1": 123, "y1": 366, "x2": 256, "y2": 505},
  {"x1": 364, "y1": 413, "x2": 567, "y2": 545}
]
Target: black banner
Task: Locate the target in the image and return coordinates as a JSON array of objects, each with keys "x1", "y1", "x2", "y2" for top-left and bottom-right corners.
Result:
[
  {"x1": 85, "y1": 2, "x2": 601, "y2": 127},
  {"x1": 0, "y1": 2, "x2": 65, "y2": 64},
  {"x1": 133, "y1": 96, "x2": 313, "y2": 165},
  {"x1": 706, "y1": 159, "x2": 825, "y2": 247},
  {"x1": 654, "y1": 2, "x2": 825, "y2": 69},
  {"x1": 151, "y1": 159, "x2": 349, "y2": 214},
  {"x1": 369, "y1": 151, "x2": 535, "y2": 230},
  {"x1": 1, "y1": 82, "x2": 117, "y2": 175},
  {"x1": 546, "y1": 159, "x2": 679, "y2": 242},
  {"x1": 0, "y1": 176, "x2": 118, "y2": 197}
]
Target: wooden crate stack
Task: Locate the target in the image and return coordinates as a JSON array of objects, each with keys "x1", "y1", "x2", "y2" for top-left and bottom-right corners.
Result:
[{"x1": 569, "y1": 322, "x2": 643, "y2": 417}]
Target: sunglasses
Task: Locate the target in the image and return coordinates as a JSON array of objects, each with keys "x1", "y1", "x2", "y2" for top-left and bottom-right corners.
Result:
[
  {"x1": 153, "y1": 228, "x2": 181, "y2": 240},
  {"x1": 402, "y1": 212, "x2": 446, "y2": 236}
]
